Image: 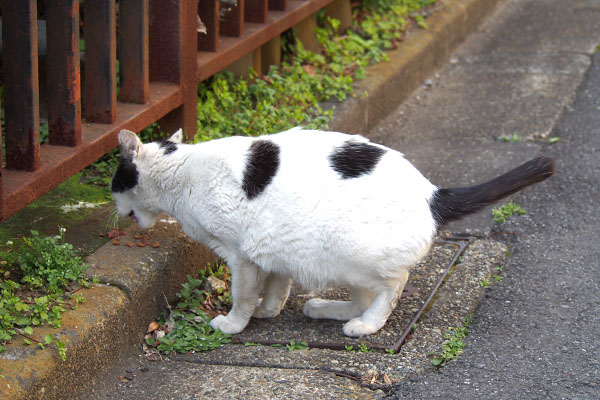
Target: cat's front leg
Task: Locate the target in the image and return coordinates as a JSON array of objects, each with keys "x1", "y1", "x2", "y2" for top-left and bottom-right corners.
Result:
[
  {"x1": 210, "y1": 259, "x2": 263, "y2": 335},
  {"x1": 253, "y1": 272, "x2": 292, "y2": 318}
]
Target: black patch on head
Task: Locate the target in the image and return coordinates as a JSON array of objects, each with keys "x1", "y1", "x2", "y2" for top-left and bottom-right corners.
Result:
[
  {"x1": 242, "y1": 140, "x2": 280, "y2": 199},
  {"x1": 111, "y1": 160, "x2": 139, "y2": 193},
  {"x1": 329, "y1": 141, "x2": 386, "y2": 179},
  {"x1": 159, "y1": 140, "x2": 178, "y2": 155}
]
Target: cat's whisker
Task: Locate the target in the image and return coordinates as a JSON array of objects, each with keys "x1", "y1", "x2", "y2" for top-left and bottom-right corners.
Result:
[{"x1": 106, "y1": 209, "x2": 120, "y2": 231}]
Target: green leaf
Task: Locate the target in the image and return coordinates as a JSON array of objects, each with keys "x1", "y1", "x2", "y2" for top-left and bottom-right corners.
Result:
[
  {"x1": 24, "y1": 326, "x2": 34, "y2": 335},
  {"x1": 44, "y1": 334, "x2": 54, "y2": 345}
]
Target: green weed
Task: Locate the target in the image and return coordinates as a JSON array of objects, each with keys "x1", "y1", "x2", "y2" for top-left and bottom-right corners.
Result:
[
  {"x1": 144, "y1": 263, "x2": 233, "y2": 354},
  {"x1": 548, "y1": 137, "x2": 560, "y2": 144},
  {"x1": 431, "y1": 316, "x2": 472, "y2": 367},
  {"x1": 492, "y1": 200, "x2": 526, "y2": 224},
  {"x1": 286, "y1": 340, "x2": 308, "y2": 351},
  {"x1": 500, "y1": 133, "x2": 520, "y2": 143},
  {"x1": 0, "y1": 228, "x2": 89, "y2": 359},
  {"x1": 196, "y1": 1, "x2": 437, "y2": 142}
]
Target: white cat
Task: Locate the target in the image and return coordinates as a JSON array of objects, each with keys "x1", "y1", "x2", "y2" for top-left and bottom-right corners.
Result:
[{"x1": 111, "y1": 127, "x2": 554, "y2": 337}]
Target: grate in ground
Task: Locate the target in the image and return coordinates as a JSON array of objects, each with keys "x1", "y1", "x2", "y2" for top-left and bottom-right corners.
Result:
[{"x1": 232, "y1": 239, "x2": 467, "y2": 352}]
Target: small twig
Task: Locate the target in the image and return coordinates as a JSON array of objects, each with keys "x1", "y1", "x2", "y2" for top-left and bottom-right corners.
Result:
[{"x1": 163, "y1": 293, "x2": 172, "y2": 311}]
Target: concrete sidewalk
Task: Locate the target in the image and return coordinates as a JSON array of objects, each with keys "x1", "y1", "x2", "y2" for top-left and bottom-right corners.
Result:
[{"x1": 3, "y1": 0, "x2": 599, "y2": 399}]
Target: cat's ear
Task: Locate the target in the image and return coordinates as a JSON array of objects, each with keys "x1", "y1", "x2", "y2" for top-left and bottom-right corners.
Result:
[
  {"x1": 169, "y1": 129, "x2": 183, "y2": 144},
  {"x1": 118, "y1": 130, "x2": 145, "y2": 160}
]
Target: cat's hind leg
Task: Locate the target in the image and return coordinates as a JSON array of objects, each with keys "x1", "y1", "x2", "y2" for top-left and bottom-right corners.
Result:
[
  {"x1": 342, "y1": 269, "x2": 409, "y2": 337},
  {"x1": 210, "y1": 258, "x2": 263, "y2": 334},
  {"x1": 302, "y1": 287, "x2": 376, "y2": 321},
  {"x1": 253, "y1": 272, "x2": 292, "y2": 318}
]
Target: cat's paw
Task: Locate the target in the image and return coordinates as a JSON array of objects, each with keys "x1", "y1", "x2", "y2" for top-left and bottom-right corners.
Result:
[
  {"x1": 302, "y1": 298, "x2": 330, "y2": 319},
  {"x1": 343, "y1": 318, "x2": 379, "y2": 337},
  {"x1": 252, "y1": 303, "x2": 281, "y2": 319},
  {"x1": 303, "y1": 298, "x2": 359, "y2": 321},
  {"x1": 209, "y1": 314, "x2": 246, "y2": 334}
]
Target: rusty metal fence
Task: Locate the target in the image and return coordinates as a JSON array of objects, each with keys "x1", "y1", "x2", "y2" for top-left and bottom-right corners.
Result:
[{"x1": 0, "y1": 0, "x2": 339, "y2": 221}]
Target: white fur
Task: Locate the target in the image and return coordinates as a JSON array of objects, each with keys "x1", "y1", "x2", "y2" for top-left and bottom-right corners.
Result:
[{"x1": 113, "y1": 128, "x2": 438, "y2": 337}]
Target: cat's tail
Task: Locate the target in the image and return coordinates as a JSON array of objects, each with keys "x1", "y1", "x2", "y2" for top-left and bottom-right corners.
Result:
[{"x1": 429, "y1": 156, "x2": 555, "y2": 228}]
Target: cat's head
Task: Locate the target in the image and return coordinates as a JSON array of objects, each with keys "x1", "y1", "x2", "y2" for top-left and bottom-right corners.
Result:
[{"x1": 111, "y1": 129, "x2": 183, "y2": 228}]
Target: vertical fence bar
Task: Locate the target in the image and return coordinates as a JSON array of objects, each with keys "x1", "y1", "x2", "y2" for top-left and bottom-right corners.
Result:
[
  {"x1": 198, "y1": 1, "x2": 219, "y2": 52},
  {"x1": 84, "y1": 0, "x2": 117, "y2": 123},
  {"x1": 220, "y1": 0, "x2": 245, "y2": 37},
  {"x1": 46, "y1": 0, "x2": 82, "y2": 146},
  {"x1": 245, "y1": 0, "x2": 268, "y2": 23},
  {"x1": 2, "y1": 0, "x2": 41, "y2": 171},
  {"x1": 149, "y1": 0, "x2": 180, "y2": 84},
  {"x1": 269, "y1": 0, "x2": 288, "y2": 11},
  {"x1": 180, "y1": 0, "x2": 199, "y2": 140},
  {"x1": 119, "y1": 0, "x2": 150, "y2": 104},
  {"x1": 149, "y1": 0, "x2": 198, "y2": 139},
  {"x1": 0, "y1": 91, "x2": 4, "y2": 220}
]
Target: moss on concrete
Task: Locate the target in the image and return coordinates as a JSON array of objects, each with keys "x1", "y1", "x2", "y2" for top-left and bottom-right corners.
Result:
[{"x1": 0, "y1": 173, "x2": 118, "y2": 257}]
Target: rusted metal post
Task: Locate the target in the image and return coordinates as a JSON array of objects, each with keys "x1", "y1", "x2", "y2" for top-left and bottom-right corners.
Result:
[
  {"x1": 324, "y1": 0, "x2": 353, "y2": 33},
  {"x1": 261, "y1": 35, "x2": 281, "y2": 74},
  {"x1": 220, "y1": 0, "x2": 245, "y2": 37},
  {"x1": 2, "y1": 0, "x2": 41, "y2": 171},
  {"x1": 245, "y1": 0, "x2": 269, "y2": 23},
  {"x1": 295, "y1": 12, "x2": 321, "y2": 53},
  {"x1": 0, "y1": 90, "x2": 4, "y2": 220},
  {"x1": 119, "y1": 0, "x2": 150, "y2": 104},
  {"x1": 46, "y1": 0, "x2": 82, "y2": 146},
  {"x1": 198, "y1": 1, "x2": 220, "y2": 52},
  {"x1": 149, "y1": 0, "x2": 198, "y2": 140},
  {"x1": 85, "y1": 0, "x2": 117, "y2": 124},
  {"x1": 269, "y1": 0, "x2": 288, "y2": 11}
]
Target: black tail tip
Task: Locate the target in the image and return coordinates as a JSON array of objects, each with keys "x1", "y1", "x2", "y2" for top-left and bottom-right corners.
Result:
[{"x1": 530, "y1": 156, "x2": 556, "y2": 179}]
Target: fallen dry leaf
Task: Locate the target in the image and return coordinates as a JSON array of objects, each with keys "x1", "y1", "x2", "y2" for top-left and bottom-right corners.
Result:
[
  {"x1": 133, "y1": 234, "x2": 142, "y2": 240},
  {"x1": 152, "y1": 241, "x2": 160, "y2": 248},
  {"x1": 111, "y1": 239, "x2": 120, "y2": 245},
  {"x1": 302, "y1": 64, "x2": 316, "y2": 75},
  {"x1": 383, "y1": 373, "x2": 392, "y2": 385},
  {"x1": 147, "y1": 321, "x2": 159, "y2": 333},
  {"x1": 136, "y1": 243, "x2": 146, "y2": 248},
  {"x1": 125, "y1": 242, "x2": 134, "y2": 248}
]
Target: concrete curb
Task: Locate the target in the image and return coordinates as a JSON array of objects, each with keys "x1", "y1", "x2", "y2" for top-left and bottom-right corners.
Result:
[
  {"x1": 329, "y1": 0, "x2": 506, "y2": 135},
  {"x1": 0, "y1": 0, "x2": 504, "y2": 398}
]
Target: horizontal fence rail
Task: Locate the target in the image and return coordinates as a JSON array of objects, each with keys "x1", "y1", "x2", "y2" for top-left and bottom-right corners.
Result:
[{"x1": 0, "y1": 0, "x2": 339, "y2": 221}]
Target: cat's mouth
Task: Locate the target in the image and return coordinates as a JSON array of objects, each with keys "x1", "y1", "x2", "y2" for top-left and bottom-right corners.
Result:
[{"x1": 128, "y1": 210, "x2": 138, "y2": 223}]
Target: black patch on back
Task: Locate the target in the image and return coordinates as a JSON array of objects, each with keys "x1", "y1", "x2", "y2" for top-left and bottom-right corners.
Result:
[
  {"x1": 329, "y1": 141, "x2": 386, "y2": 179},
  {"x1": 242, "y1": 140, "x2": 280, "y2": 199},
  {"x1": 159, "y1": 140, "x2": 178, "y2": 155},
  {"x1": 111, "y1": 161, "x2": 139, "y2": 193}
]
